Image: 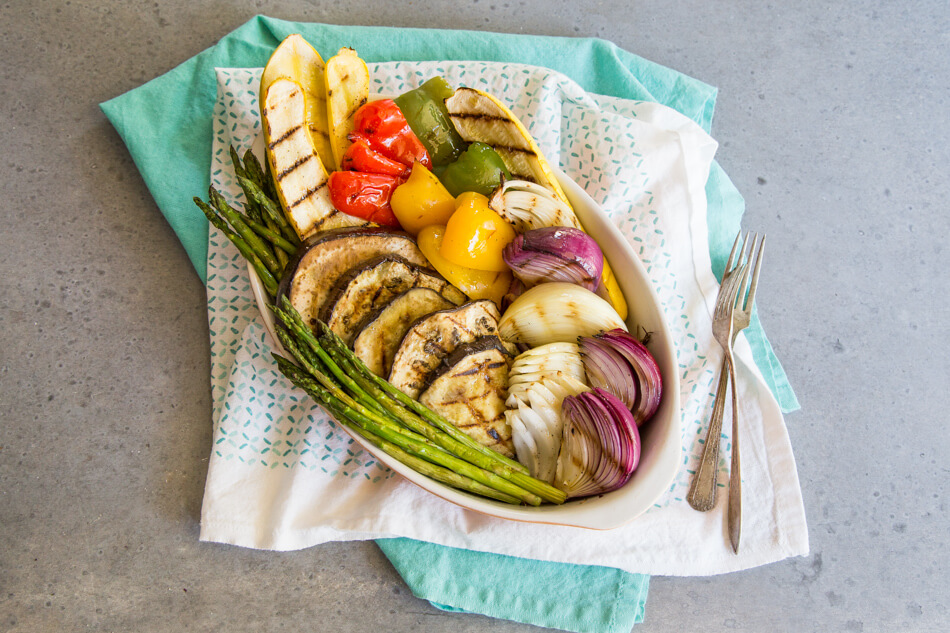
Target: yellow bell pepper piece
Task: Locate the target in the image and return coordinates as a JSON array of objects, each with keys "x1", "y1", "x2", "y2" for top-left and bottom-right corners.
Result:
[
  {"x1": 440, "y1": 192, "x2": 516, "y2": 272},
  {"x1": 419, "y1": 225, "x2": 512, "y2": 306},
  {"x1": 390, "y1": 162, "x2": 457, "y2": 235},
  {"x1": 600, "y1": 262, "x2": 627, "y2": 321}
]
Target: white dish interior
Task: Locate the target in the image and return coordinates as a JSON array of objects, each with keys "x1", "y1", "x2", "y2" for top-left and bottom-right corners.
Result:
[{"x1": 246, "y1": 167, "x2": 681, "y2": 530}]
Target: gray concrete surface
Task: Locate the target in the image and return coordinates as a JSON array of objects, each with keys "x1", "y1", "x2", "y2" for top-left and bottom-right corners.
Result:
[{"x1": 1, "y1": 1, "x2": 947, "y2": 632}]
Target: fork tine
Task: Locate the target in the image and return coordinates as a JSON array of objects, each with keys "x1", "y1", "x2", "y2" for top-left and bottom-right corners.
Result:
[
  {"x1": 732, "y1": 261, "x2": 753, "y2": 312},
  {"x1": 724, "y1": 232, "x2": 743, "y2": 274},
  {"x1": 736, "y1": 232, "x2": 756, "y2": 303},
  {"x1": 744, "y1": 234, "x2": 766, "y2": 310},
  {"x1": 716, "y1": 262, "x2": 747, "y2": 318}
]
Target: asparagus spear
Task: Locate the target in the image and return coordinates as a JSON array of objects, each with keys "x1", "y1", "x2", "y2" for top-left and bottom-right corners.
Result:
[
  {"x1": 275, "y1": 358, "x2": 519, "y2": 503},
  {"x1": 228, "y1": 147, "x2": 266, "y2": 226},
  {"x1": 194, "y1": 198, "x2": 278, "y2": 296},
  {"x1": 239, "y1": 212, "x2": 298, "y2": 255},
  {"x1": 274, "y1": 298, "x2": 566, "y2": 505},
  {"x1": 273, "y1": 320, "x2": 389, "y2": 418},
  {"x1": 208, "y1": 187, "x2": 282, "y2": 277},
  {"x1": 323, "y1": 343, "x2": 566, "y2": 504},
  {"x1": 276, "y1": 357, "x2": 543, "y2": 506},
  {"x1": 346, "y1": 424, "x2": 521, "y2": 504},
  {"x1": 238, "y1": 176, "x2": 299, "y2": 245}
]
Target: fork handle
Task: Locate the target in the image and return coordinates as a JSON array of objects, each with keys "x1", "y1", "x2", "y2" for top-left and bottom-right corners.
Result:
[
  {"x1": 727, "y1": 355, "x2": 742, "y2": 553},
  {"x1": 687, "y1": 355, "x2": 731, "y2": 511}
]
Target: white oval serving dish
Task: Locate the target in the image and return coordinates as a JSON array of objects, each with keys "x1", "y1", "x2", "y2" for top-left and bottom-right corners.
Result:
[{"x1": 247, "y1": 164, "x2": 681, "y2": 530}]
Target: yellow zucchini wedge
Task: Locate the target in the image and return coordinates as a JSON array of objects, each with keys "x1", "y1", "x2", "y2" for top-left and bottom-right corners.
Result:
[
  {"x1": 262, "y1": 78, "x2": 365, "y2": 238},
  {"x1": 325, "y1": 47, "x2": 370, "y2": 171},
  {"x1": 260, "y1": 34, "x2": 333, "y2": 165},
  {"x1": 260, "y1": 34, "x2": 334, "y2": 170},
  {"x1": 444, "y1": 87, "x2": 571, "y2": 207}
]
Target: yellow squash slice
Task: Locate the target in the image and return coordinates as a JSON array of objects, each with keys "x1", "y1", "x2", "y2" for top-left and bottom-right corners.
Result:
[
  {"x1": 260, "y1": 34, "x2": 334, "y2": 170},
  {"x1": 444, "y1": 87, "x2": 572, "y2": 207},
  {"x1": 262, "y1": 78, "x2": 365, "y2": 238},
  {"x1": 325, "y1": 47, "x2": 370, "y2": 171}
]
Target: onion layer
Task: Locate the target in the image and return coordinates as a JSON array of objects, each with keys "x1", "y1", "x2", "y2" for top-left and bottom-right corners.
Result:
[
  {"x1": 506, "y1": 344, "x2": 589, "y2": 483},
  {"x1": 499, "y1": 283, "x2": 626, "y2": 346},
  {"x1": 503, "y1": 227, "x2": 604, "y2": 292},
  {"x1": 578, "y1": 329, "x2": 662, "y2": 425},
  {"x1": 555, "y1": 388, "x2": 641, "y2": 498}
]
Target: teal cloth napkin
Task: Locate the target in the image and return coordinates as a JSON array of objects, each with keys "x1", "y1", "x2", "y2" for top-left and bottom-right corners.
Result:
[{"x1": 100, "y1": 15, "x2": 800, "y2": 632}]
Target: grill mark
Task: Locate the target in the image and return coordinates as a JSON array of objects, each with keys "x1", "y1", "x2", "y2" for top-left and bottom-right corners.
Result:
[
  {"x1": 277, "y1": 154, "x2": 314, "y2": 181},
  {"x1": 309, "y1": 125, "x2": 331, "y2": 139},
  {"x1": 344, "y1": 96, "x2": 368, "y2": 122},
  {"x1": 289, "y1": 180, "x2": 329, "y2": 208},
  {"x1": 310, "y1": 208, "x2": 340, "y2": 230},
  {"x1": 449, "y1": 112, "x2": 511, "y2": 124},
  {"x1": 268, "y1": 124, "x2": 302, "y2": 150},
  {"x1": 493, "y1": 145, "x2": 537, "y2": 157}
]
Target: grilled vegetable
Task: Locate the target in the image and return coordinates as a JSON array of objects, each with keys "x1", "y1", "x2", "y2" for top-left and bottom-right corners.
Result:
[
  {"x1": 278, "y1": 227, "x2": 431, "y2": 330},
  {"x1": 341, "y1": 136, "x2": 412, "y2": 177},
  {"x1": 488, "y1": 179, "x2": 628, "y2": 320},
  {"x1": 388, "y1": 300, "x2": 507, "y2": 398},
  {"x1": 327, "y1": 171, "x2": 403, "y2": 227},
  {"x1": 260, "y1": 34, "x2": 334, "y2": 169},
  {"x1": 498, "y1": 282, "x2": 626, "y2": 347},
  {"x1": 352, "y1": 287, "x2": 455, "y2": 376},
  {"x1": 506, "y1": 342, "x2": 587, "y2": 404},
  {"x1": 440, "y1": 192, "x2": 516, "y2": 272},
  {"x1": 444, "y1": 87, "x2": 570, "y2": 205},
  {"x1": 439, "y1": 142, "x2": 511, "y2": 197},
  {"x1": 420, "y1": 337, "x2": 515, "y2": 457},
  {"x1": 262, "y1": 78, "x2": 365, "y2": 238},
  {"x1": 556, "y1": 389, "x2": 641, "y2": 498},
  {"x1": 390, "y1": 162, "x2": 457, "y2": 235},
  {"x1": 488, "y1": 178, "x2": 581, "y2": 231},
  {"x1": 417, "y1": 224, "x2": 512, "y2": 307},
  {"x1": 505, "y1": 343, "x2": 590, "y2": 483},
  {"x1": 393, "y1": 76, "x2": 466, "y2": 166},
  {"x1": 503, "y1": 226, "x2": 604, "y2": 292},
  {"x1": 353, "y1": 99, "x2": 431, "y2": 169},
  {"x1": 320, "y1": 255, "x2": 466, "y2": 344},
  {"x1": 579, "y1": 329, "x2": 663, "y2": 425},
  {"x1": 326, "y1": 47, "x2": 370, "y2": 171}
]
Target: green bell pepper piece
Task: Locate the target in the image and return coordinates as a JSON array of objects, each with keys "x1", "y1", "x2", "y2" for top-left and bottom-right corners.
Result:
[
  {"x1": 394, "y1": 77, "x2": 467, "y2": 167},
  {"x1": 439, "y1": 142, "x2": 512, "y2": 197}
]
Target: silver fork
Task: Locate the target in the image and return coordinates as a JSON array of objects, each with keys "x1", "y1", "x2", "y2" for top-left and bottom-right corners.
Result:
[
  {"x1": 687, "y1": 234, "x2": 750, "y2": 515},
  {"x1": 725, "y1": 232, "x2": 765, "y2": 553},
  {"x1": 686, "y1": 232, "x2": 765, "y2": 554}
]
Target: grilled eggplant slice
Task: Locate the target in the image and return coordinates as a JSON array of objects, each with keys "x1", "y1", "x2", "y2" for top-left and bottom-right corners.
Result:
[
  {"x1": 419, "y1": 337, "x2": 515, "y2": 457},
  {"x1": 388, "y1": 300, "x2": 504, "y2": 398},
  {"x1": 352, "y1": 288, "x2": 455, "y2": 376},
  {"x1": 279, "y1": 227, "x2": 431, "y2": 329},
  {"x1": 321, "y1": 256, "x2": 467, "y2": 344}
]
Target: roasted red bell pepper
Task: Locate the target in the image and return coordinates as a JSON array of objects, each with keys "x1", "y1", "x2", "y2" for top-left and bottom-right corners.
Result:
[
  {"x1": 341, "y1": 135, "x2": 411, "y2": 177},
  {"x1": 328, "y1": 171, "x2": 403, "y2": 227},
  {"x1": 353, "y1": 99, "x2": 432, "y2": 169}
]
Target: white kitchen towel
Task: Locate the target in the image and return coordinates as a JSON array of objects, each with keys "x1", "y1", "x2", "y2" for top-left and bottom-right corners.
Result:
[{"x1": 199, "y1": 62, "x2": 808, "y2": 576}]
